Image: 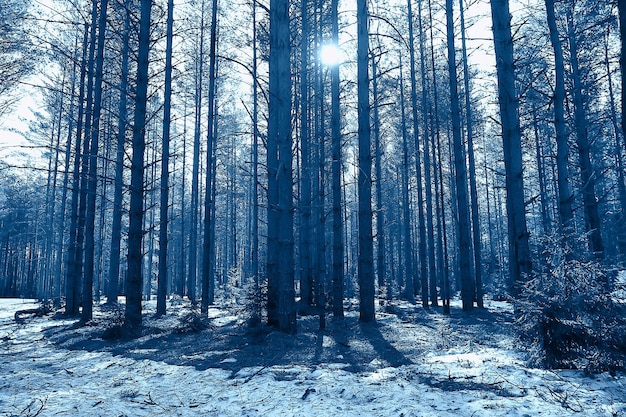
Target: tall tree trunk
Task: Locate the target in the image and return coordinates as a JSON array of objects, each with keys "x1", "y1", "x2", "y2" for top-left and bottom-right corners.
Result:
[
  {"x1": 298, "y1": 0, "x2": 313, "y2": 310},
  {"x1": 545, "y1": 0, "x2": 574, "y2": 242},
  {"x1": 157, "y1": 0, "x2": 174, "y2": 316},
  {"x1": 55, "y1": 44, "x2": 79, "y2": 306},
  {"x1": 83, "y1": 0, "x2": 109, "y2": 322},
  {"x1": 614, "y1": 0, "x2": 626, "y2": 269},
  {"x1": 125, "y1": 0, "x2": 152, "y2": 331},
  {"x1": 398, "y1": 54, "x2": 415, "y2": 303},
  {"x1": 357, "y1": 0, "x2": 375, "y2": 322},
  {"x1": 372, "y1": 54, "x2": 388, "y2": 301},
  {"x1": 177, "y1": 101, "x2": 188, "y2": 297},
  {"x1": 315, "y1": 22, "x2": 326, "y2": 330},
  {"x1": 268, "y1": 0, "x2": 296, "y2": 332},
  {"x1": 107, "y1": 2, "x2": 131, "y2": 305},
  {"x1": 566, "y1": 7, "x2": 604, "y2": 261},
  {"x1": 407, "y1": 0, "x2": 428, "y2": 307},
  {"x1": 201, "y1": 0, "x2": 219, "y2": 314},
  {"x1": 44, "y1": 71, "x2": 65, "y2": 300},
  {"x1": 447, "y1": 0, "x2": 474, "y2": 310},
  {"x1": 458, "y1": 0, "x2": 483, "y2": 307},
  {"x1": 490, "y1": 0, "x2": 532, "y2": 290},
  {"x1": 531, "y1": 108, "x2": 551, "y2": 240},
  {"x1": 418, "y1": 0, "x2": 438, "y2": 307},
  {"x1": 189, "y1": 2, "x2": 206, "y2": 304},
  {"x1": 251, "y1": 0, "x2": 261, "y2": 322},
  {"x1": 604, "y1": 28, "x2": 626, "y2": 260},
  {"x1": 330, "y1": 0, "x2": 344, "y2": 319},
  {"x1": 46, "y1": 72, "x2": 65, "y2": 302},
  {"x1": 65, "y1": 23, "x2": 89, "y2": 316},
  {"x1": 428, "y1": 0, "x2": 450, "y2": 313},
  {"x1": 208, "y1": 116, "x2": 218, "y2": 304},
  {"x1": 144, "y1": 124, "x2": 157, "y2": 300},
  {"x1": 73, "y1": 1, "x2": 98, "y2": 318}
]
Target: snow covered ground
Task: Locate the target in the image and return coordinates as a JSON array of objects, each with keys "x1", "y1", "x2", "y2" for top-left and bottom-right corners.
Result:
[{"x1": 1, "y1": 297, "x2": 624, "y2": 417}]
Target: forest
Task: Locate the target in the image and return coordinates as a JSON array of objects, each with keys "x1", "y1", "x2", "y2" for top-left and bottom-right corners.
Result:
[{"x1": 1, "y1": 0, "x2": 626, "y2": 411}]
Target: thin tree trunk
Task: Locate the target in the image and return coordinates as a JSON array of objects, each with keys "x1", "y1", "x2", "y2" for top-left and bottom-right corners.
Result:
[
  {"x1": 315, "y1": 25, "x2": 326, "y2": 330},
  {"x1": 418, "y1": 0, "x2": 438, "y2": 307},
  {"x1": 330, "y1": 0, "x2": 344, "y2": 319},
  {"x1": 83, "y1": 0, "x2": 109, "y2": 322},
  {"x1": 201, "y1": 0, "x2": 218, "y2": 314},
  {"x1": 251, "y1": 0, "x2": 261, "y2": 322},
  {"x1": 604, "y1": 28, "x2": 626, "y2": 260},
  {"x1": 46, "y1": 73, "x2": 65, "y2": 301},
  {"x1": 55, "y1": 45, "x2": 78, "y2": 306},
  {"x1": 398, "y1": 54, "x2": 415, "y2": 304},
  {"x1": 189, "y1": 2, "x2": 206, "y2": 304},
  {"x1": 157, "y1": 0, "x2": 174, "y2": 316},
  {"x1": 107, "y1": 2, "x2": 131, "y2": 305},
  {"x1": 357, "y1": 0, "x2": 375, "y2": 322},
  {"x1": 617, "y1": 0, "x2": 626, "y2": 153},
  {"x1": 447, "y1": 0, "x2": 473, "y2": 310},
  {"x1": 372, "y1": 54, "x2": 388, "y2": 301},
  {"x1": 566, "y1": 7, "x2": 604, "y2": 261},
  {"x1": 178, "y1": 101, "x2": 188, "y2": 297},
  {"x1": 73, "y1": 4, "x2": 98, "y2": 317},
  {"x1": 532, "y1": 108, "x2": 551, "y2": 239},
  {"x1": 458, "y1": 0, "x2": 483, "y2": 307},
  {"x1": 428, "y1": 0, "x2": 450, "y2": 313},
  {"x1": 407, "y1": 0, "x2": 428, "y2": 307},
  {"x1": 545, "y1": 0, "x2": 574, "y2": 241},
  {"x1": 207, "y1": 110, "x2": 218, "y2": 304},
  {"x1": 65, "y1": 23, "x2": 89, "y2": 316},
  {"x1": 298, "y1": 0, "x2": 313, "y2": 311}
]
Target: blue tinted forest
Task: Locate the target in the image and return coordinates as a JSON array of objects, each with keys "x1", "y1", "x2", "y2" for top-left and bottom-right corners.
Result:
[{"x1": 1, "y1": 0, "x2": 626, "y2": 373}]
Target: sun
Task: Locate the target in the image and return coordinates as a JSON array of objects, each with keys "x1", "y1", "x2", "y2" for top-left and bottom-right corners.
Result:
[{"x1": 320, "y1": 44, "x2": 342, "y2": 66}]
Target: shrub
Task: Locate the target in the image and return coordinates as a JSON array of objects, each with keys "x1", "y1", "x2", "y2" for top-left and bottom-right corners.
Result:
[{"x1": 516, "y1": 256, "x2": 626, "y2": 373}]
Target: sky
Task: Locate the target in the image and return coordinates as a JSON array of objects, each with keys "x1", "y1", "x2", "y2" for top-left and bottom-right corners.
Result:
[{"x1": 0, "y1": 87, "x2": 43, "y2": 169}]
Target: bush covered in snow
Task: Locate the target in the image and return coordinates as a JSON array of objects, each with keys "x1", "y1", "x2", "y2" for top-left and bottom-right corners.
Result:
[{"x1": 516, "y1": 257, "x2": 626, "y2": 374}]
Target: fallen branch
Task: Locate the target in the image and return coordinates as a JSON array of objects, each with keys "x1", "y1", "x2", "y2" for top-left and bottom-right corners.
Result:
[
  {"x1": 20, "y1": 397, "x2": 47, "y2": 417},
  {"x1": 14, "y1": 306, "x2": 51, "y2": 322}
]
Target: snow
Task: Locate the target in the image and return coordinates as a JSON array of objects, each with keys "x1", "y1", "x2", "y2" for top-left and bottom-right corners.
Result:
[{"x1": 1, "y1": 297, "x2": 624, "y2": 417}]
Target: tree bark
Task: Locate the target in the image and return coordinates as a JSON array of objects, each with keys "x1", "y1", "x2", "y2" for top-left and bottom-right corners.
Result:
[
  {"x1": 268, "y1": 0, "x2": 296, "y2": 332},
  {"x1": 157, "y1": 0, "x2": 174, "y2": 316},
  {"x1": 428, "y1": 0, "x2": 450, "y2": 313},
  {"x1": 407, "y1": 0, "x2": 428, "y2": 307},
  {"x1": 125, "y1": 0, "x2": 152, "y2": 331},
  {"x1": 83, "y1": 0, "x2": 110, "y2": 322},
  {"x1": 617, "y1": 0, "x2": 626, "y2": 154},
  {"x1": 65, "y1": 23, "x2": 89, "y2": 316},
  {"x1": 330, "y1": 0, "x2": 344, "y2": 319},
  {"x1": 251, "y1": 0, "x2": 261, "y2": 322},
  {"x1": 298, "y1": 0, "x2": 313, "y2": 310},
  {"x1": 447, "y1": 0, "x2": 474, "y2": 310},
  {"x1": 604, "y1": 28, "x2": 626, "y2": 260},
  {"x1": 188, "y1": 1, "x2": 206, "y2": 304},
  {"x1": 545, "y1": 0, "x2": 574, "y2": 239},
  {"x1": 357, "y1": 0, "x2": 375, "y2": 322},
  {"x1": 398, "y1": 54, "x2": 415, "y2": 304},
  {"x1": 458, "y1": 0, "x2": 483, "y2": 307},
  {"x1": 489, "y1": 0, "x2": 532, "y2": 290},
  {"x1": 418, "y1": 0, "x2": 438, "y2": 307},
  {"x1": 566, "y1": 7, "x2": 604, "y2": 261},
  {"x1": 107, "y1": 3, "x2": 131, "y2": 305},
  {"x1": 201, "y1": 0, "x2": 219, "y2": 314},
  {"x1": 372, "y1": 54, "x2": 388, "y2": 302}
]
